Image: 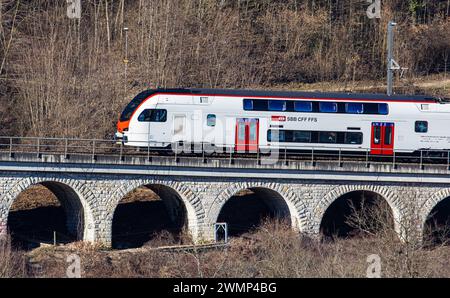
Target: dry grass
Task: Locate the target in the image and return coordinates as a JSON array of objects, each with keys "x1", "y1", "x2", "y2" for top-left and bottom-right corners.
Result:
[
  {"x1": 16, "y1": 217, "x2": 450, "y2": 278},
  {"x1": 0, "y1": 235, "x2": 26, "y2": 277}
]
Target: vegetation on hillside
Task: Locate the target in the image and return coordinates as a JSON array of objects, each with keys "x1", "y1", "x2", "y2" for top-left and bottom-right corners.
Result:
[{"x1": 0, "y1": 0, "x2": 449, "y2": 138}]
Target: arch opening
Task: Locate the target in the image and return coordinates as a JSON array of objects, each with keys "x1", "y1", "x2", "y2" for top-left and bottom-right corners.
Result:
[
  {"x1": 217, "y1": 187, "x2": 291, "y2": 237},
  {"x1": 111, "y1": 184, "x2": 188, "y2": 249},
  {"x1": 424, "y1": 197, "x2": 450, "y2": 246},
  {"x1": 7, "y1": 182, "x2": 84, "y2": 250},
  {"x1": 320, "y1": 190, "x2": 394, "y2": 240}
]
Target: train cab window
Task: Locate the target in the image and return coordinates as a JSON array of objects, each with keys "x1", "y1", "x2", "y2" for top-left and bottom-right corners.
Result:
[
  {"x1": 415, "y1": 121, "x2": 428, "y2": 133},
  {"x1": 346, "y1": 103, "x2": 364, "y2": 114},
  {"x1": 138, "y1": 109, "x2": 167, "y2": 122},
  {"x1": 120, "y1": 91, "x2": 154, "y2": 121},
  {"x1": 268, "y1": 100, "x2": 287, "y2": 111},
  {"x1": 344, "y1": 132, "x2": 363, "y2": 144},
  {"x1": 378, "y1": 103, "x2": 389, "y2": 115},
  {"x1": 319, "y1": 132, "x2": 337, "y2": 143},
  {"x1": 207, "y1": 114, "x2": 216, "y2": 127},
  {"x1": 294, "y1": 101, "x2": 313, "y2": 112},
  {"x1": 319, "y1": 102, "x2": 337, "y2": 113}
]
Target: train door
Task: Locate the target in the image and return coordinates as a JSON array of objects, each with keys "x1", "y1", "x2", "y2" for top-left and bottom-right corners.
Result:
[
  {"x1": 370, "y1": 122, "x2": 395, "y2": 156},
  {"x1": 173, "y1": 114, "x2": 186, "y2": 142},
  {"x1": 235, "y1": 118, "x2": 259, "y2": 153}
]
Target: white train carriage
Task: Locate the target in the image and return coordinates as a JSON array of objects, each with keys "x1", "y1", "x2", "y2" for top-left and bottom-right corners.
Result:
[{"x1": 115, "y1": 88, "x2": 449, "y2": 156}]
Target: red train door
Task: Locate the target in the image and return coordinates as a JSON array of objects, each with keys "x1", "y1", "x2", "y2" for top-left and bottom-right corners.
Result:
[
  {"x1": 371, "y1": 122, "x2": 395, "y2": 156},
  {"x1": 235, "y1": 118, "x2": 259, "y2": 153}
]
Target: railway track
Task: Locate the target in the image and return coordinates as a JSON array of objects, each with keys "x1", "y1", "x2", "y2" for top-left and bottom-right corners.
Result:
[{"x1": 1, "y1": 135, "x2": 450, "y2": 168}]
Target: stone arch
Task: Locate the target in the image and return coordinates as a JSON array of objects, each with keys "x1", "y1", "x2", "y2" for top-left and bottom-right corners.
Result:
[
  {"x1": 208, "y1": 182, "x2": 307, "y2": 233},
  {"x1": 1, "y1": 176, "x2": 96, "y2": 242},
  {"x1": 422, "y1": 188, "x2": 450, "y2": 225},
  {"x1": 421, "y1": 188, "x2": 450, "y2": 242},
  {"x1": 106, "y1": 178, "x2": 205, "y2": 243},
  {"x1": 312, "y1": 184, "x2": 403, "y2": 238}
]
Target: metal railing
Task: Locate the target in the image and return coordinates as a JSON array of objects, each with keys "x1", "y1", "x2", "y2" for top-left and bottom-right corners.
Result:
[{"x1": 1, "y1": 136, "x2": 450, "y2": 170}]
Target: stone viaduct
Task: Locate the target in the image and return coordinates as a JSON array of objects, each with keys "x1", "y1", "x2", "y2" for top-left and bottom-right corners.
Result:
[{"x1": 0, "y1": 153, "x2": 449, "y2": 247}]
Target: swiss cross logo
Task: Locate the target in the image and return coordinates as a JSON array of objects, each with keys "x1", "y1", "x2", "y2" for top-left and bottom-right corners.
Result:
[{"x1": 271, "y1": 116, "x2": 286, "y2": 122}]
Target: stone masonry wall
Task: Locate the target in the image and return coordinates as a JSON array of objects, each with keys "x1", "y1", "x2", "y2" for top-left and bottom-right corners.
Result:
[{"x1": 1, "y1": 171, "x2": 450, "y2": 246}]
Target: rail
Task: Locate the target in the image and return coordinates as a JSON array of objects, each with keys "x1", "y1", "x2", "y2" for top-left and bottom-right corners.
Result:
[{"x1": 1, "y1": 136, "x2": 450, "y2": 170}]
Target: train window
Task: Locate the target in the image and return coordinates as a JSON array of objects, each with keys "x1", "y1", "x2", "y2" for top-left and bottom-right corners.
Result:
[
  {"x1": 319, "y1": 132, "x2": 337, "y2": 143},
  {"x1": 346, "y1": 103, "x2": 364, "y2": 114},
  {"x1": 373, "y1": 126, "x2": 381, "y2": 144},
  {"x1": 319, "y1": 102, "x2": 337, "y2": 113},
  {"x1": 384, "y1": 126, "x2": 393, "y2": 145},
  {"x1": 268, "y1": 100, "x2": 286, "y2": 111},
  {"x1": 293, "y1": 131, "x2": 311, "y2": 143},
  {"x1": 378, "y1": 103, "x2": 389, "y2": 115},
  {"x1": 249, "y1": 121, "x2": 258, "y2": 140},
  {"x1": 344, "y1": 132, "x2": 363, "y2": 144},
  {"x1": 364, "y1": 103, "x2": 378, "y2": 114},
  {"x1": 363, "y1": 103, "x2": 389, "y2": 115},
  {"x1": 415, "y1": 121, "x2": 428, "y2": 133},
  {"x1": 294, "y1": 101, "x2": 313, "y2": 112},
  {"x1": 207, "y1": 114, "x2": 216, "y2": 127},
  {"x1": 138, "y1": 110, "x2": 150, "y2": 121},
  {"x1": 238, "y1": 122, "x2": 246, "y2": 140},
  {"x1": 244, "y1": 99, "x2": 269, "y2": 111},
  {"x1": 138, "y1": 109, "x2": 167, "y2": 122},
  {"x1": 243, "y1": 99, "x2": 253, "y2": 110},
  {"x1": 267, "y1": 130, "x2": 285, "y2": 142},
  {"x1": 268, "y1": 130, "x2": 361, "y2": 144},
  {"x1": 253, "y1": 100, "x2": 269, "y2": 111}
]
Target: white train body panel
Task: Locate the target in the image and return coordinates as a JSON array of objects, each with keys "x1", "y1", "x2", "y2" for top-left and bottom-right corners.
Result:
[{"x1": 116, "y1": 89, "x2": 450, "y2": 154}]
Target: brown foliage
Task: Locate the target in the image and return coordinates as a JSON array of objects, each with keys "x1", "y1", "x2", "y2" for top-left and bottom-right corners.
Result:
[
  {"x1": 0, "y1": 1, "x2": 448, "y2": 138},
  {"x1": 21, "y1": 217, "x2": 450, "y2": 278}
]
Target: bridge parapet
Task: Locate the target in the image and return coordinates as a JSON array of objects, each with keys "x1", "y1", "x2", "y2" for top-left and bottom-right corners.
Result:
[{"x1": 1, "y1": 151, "x2": 450, "y2": 178}]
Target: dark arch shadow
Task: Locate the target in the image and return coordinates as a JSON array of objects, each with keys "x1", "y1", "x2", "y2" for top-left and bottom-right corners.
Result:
[
  {"x1": 424, "y1": 197, "x2": 450, "y2": 246},
  {"x1": 217, "y1": 187, "x2": 291, "y2": 237},
  {"x1": 320, "y1": 190, "x2": 394, "y2": 240},
  {"x1": 111, "y1": 184, "x2": 188, "y2": 249},
  {"x1": 7, "y1": 182, "x2": 84, "y2": 250}
]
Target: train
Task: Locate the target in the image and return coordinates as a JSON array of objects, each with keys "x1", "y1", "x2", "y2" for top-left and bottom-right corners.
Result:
[{"x1": 115, "y1": 88, "x2": 450, "y2": 156}]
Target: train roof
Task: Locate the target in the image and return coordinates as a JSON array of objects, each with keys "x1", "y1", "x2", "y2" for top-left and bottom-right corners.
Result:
[{"x1": 149, "y1": 88, "x2": 441, "y2": 102}]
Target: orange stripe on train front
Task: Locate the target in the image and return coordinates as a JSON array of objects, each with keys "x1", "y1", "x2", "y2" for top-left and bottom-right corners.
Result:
[{"x1": 117, "y1": 120, "x2": 130, "y2": 133}]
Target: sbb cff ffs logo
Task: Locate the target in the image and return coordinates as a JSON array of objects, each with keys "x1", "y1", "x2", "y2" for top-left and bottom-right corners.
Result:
[{"x1": 271, "y1": 115, "x2": 286, "y2": 122}]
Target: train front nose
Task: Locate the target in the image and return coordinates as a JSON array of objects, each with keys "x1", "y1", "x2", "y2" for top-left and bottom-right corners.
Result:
[{"x1": 115, "y1": 120, "x2": 129, "y2": 143}]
